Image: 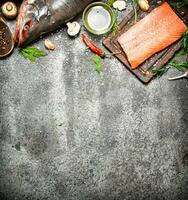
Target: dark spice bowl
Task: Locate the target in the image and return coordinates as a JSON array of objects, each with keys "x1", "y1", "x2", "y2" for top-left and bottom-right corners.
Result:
[
  {"x1": 0, "y1": 16, "x2": 14, "y2": 58},
  {"x1": 82, "y1": 2, "x2": 115, "y2": 35}
]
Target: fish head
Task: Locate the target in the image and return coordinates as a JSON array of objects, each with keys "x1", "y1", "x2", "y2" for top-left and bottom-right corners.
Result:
[{"x1": 14, "y1": 0, "x2": 38, "y2": 46}]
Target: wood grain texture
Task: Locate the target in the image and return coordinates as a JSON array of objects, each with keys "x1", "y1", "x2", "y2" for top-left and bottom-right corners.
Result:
[{"x1": 103, "y1": 1, "x2": 188, "y2": 83}]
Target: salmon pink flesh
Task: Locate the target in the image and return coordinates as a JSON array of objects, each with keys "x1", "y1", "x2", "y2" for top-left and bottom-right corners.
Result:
[{"x1": 118, "y1": 2, "x2": 187, "y2": 69}]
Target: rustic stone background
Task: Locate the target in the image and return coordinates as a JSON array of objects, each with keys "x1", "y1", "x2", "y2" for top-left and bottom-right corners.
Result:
[{"x1": 0, "y1": 1, "x2": 188, "y2": 199}]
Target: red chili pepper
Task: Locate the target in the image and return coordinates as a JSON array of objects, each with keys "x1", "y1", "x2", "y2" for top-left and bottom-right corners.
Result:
[{"x1": 82, "y1": 34, "x2": 105, "y2": 58}]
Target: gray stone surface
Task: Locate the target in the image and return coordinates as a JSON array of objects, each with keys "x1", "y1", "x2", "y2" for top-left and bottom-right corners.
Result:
[{"x1": 0, "y1": 2, "x2": 188, "y2": 200}]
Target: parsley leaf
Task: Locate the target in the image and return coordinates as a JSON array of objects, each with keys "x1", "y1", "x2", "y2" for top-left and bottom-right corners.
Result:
[
  {"x1": 19, "y1": 46, "x2": 47, "y2": 62},
  {"x1": 93, "y1": 55, "x2": 103, "y2": 73}
]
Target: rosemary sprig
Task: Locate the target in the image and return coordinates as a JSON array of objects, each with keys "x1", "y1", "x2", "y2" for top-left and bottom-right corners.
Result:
[
  {"x1": 152, "y1": 67, "x2": 169, "y2": 77},
  {"x1": 169, "y1": 60, "x2": 188, "y2": 71},
  {"x1": 171, "y1": 0, "x2": 188, "y2": 9},
  {"x1": 132, "y1": 0, "x2": 138, "y2": 23},
  {"x1": 174, "y1": 31, "x2": 188, "y2": 57},
  {"x1": 181, "y1": 31, "x2": 188, "y2": 53},
  {"x1": 112, "y1": 10, "x2": 118, "y2": 36}
]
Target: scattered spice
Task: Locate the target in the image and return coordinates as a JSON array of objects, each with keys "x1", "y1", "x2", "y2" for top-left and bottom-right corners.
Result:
[
  {"x1": 82, "y1": 34, "x2": 105, "y2": 58},
  {"x1": 19, "y1": 46, "x2": 47, "y2": 62}
]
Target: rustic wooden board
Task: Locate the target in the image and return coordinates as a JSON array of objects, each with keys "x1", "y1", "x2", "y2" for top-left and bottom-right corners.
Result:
[{"x1": 103, "y1": 1, "x2": 188, "y2": 83}]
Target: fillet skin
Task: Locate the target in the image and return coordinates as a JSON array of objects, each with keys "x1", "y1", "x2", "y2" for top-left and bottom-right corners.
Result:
[{"x1": 117, "y1": 2, "x2": 187, "y2": 69}]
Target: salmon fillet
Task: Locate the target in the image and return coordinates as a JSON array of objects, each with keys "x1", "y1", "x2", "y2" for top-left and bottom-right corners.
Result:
[{"x1": 117, "y1": 2, "x2": 187, "y2": 69}]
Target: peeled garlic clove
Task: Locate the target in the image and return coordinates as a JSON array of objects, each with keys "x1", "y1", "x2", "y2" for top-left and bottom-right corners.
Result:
[
  {"x1": 67, "y1": 21, "x2": 81, "y2": 37},
  {"x1": 44, "y1": 39, "x2": 55, "y2": 50},
  {"x1": 138, "y1": 0, "x2": 150, "y2": 11},
  {"x1": 113, "y1": 0, "x2": 126, "y2": 11}
]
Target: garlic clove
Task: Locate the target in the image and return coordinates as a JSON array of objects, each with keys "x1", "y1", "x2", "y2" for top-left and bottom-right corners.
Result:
[
  {"x1": 113, "y1": 0, "x2": 126, "y2": 11},
  {"x1": 67, "y1": 21, "x2": 81, "y2": 37},
  {"x1": 44, "y1": 39, "x2": 55, "y2": 50},
  {"x1": 138, "y1": 0, "x2": 150, "y2": 12}
]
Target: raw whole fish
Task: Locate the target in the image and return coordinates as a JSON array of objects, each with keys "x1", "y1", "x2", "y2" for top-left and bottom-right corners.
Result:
[
  {"x1": 118, "y1": 2, "x2": 187, "y2": 69},
  {"x1": 14, "y1": 0, "x2": 94, "y2": 46}
]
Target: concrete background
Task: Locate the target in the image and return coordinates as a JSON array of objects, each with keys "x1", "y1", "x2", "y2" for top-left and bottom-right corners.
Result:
[{"x1": 0, "y1": 1, "x2": 188, "y2": 200}]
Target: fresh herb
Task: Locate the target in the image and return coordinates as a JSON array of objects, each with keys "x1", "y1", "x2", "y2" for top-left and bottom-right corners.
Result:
[
  {"x1": 112, "y1": 10, "x2": 118, "y2": 36},
  {"x1": 175, "y1": 48, "x2": 187, "y2": 57},
  {"x1": 106, "y1": 0, "x2": 116, "y2": 7},
  {"x1": 93, "y1": 55, "x2": 103, "y2": 73},
  {"x1": 19, "y1": 46, "x2": 47, "y2": 62},
  {"x1": 169, "y1": 32, "x2": 188, "y2": 64},
  {"x1": 181, "y1": 31, "x2": 188, "y2": 52},
  {"x1": 152, "y1": 67, "x2": 169, "y2": 77},
  {"x1": 132, "y1": 0, "x2": 138, "y2": 23},
  {"x1": 169, "y1": 60, "x2": 188, "y2": 71},
  {"x1": 174, "y1": 31, "x2": 188, "y2": 57},
  {"x1": 171, "y1": 0, "x2": 188, "y2": 9},
  {"x1": 0, "y1": 31, "x2": 2, "y2": 40}
]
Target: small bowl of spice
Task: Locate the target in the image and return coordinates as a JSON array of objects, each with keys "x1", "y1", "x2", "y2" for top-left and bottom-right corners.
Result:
[{"x1": 83, "y1": 2, "x2": 114, "y2": 35}]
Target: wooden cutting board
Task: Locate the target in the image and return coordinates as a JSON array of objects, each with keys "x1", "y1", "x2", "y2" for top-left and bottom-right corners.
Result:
[{"x1": 103, "y1": 1, "x2": 188, "y2": 83}]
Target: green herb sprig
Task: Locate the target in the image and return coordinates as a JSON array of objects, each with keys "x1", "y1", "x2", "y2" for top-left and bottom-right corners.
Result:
[
  {"x1": 106, "y1": 0, "x2": 116, "y2": 7},
  {"x1": 169, "y1": 60, "x2": 188, "y2": 71},
  {"x1": 152, "y1": 67, "x2": 169, "y2": 77},
  {"x1": 171, "y1": 0, "x2": 188, "y2": 9},
  {"x1": 153, "y1": 31, "x2": 188, "y2": 77},
  {"x1": 93, "y1": 55, "x2": 103, "y2": 73},
  {"x1": 112, "y1": 10, "x2": 119, "y2": 36},
  {"x1": 132, "y1": 0, "x2": 138, "y2": 23},
  {"x1": 19, "y1": 46, "x2": 47, "y2": 62},
  {"x1": 181, "y1": 31, "x2": 188, "y2": 53}
]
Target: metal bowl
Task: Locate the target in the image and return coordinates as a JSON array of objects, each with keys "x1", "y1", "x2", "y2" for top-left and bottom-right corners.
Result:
[{"x1": 82, "y1": 2, "x2": 114, "y2": 35}]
